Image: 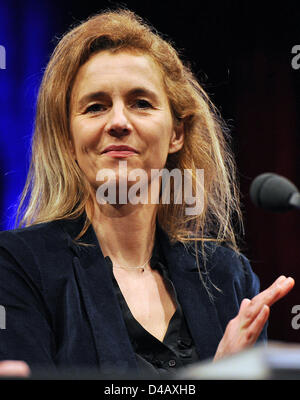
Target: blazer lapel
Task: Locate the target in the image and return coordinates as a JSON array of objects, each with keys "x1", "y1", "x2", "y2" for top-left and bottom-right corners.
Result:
[
  {"x1": 63, "y1": 218, "x2": 138, "y2": 372},
  {"x1": 157, "y1": 227, "x2": 224, "y2": 361}
]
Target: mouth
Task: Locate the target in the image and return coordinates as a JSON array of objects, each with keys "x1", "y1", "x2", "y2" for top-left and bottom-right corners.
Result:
[{"x1": 101, "y1": 145, "x2": 139, "y2": 158}]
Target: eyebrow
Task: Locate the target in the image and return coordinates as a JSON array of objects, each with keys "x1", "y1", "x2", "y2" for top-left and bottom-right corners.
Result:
[{"x1": 77, "y1": 87, "x2": 160, "y2": 109}]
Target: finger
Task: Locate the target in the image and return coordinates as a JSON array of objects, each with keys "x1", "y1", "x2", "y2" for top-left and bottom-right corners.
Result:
[
  {"x1": 239, "y1": 276, "x2": 294, "y2": 329},
  {"x1": 239, "y1": 297, "x2": 263, "y2": 330},
  {"x1": 245, "y1": 304, "x2": 270, "y2": 345},
  {"x1": 253, "y1": 275, "x2": 286, "y2": 304},
  {"x1": 271, "y1": 277, "x2": 295, "y2": 306},
  {"x1": 0, "y1": 361, "x2": 30, "y2": 377},
  {"x1": 251, "y1": 276, "x2": 295, "y2": 308},
  {"x1": 239, "y1": 298, "x2": 251, "y2": 312},
  {"x1": 263, "y1": 276, "x2": 294, "y2": 307}
]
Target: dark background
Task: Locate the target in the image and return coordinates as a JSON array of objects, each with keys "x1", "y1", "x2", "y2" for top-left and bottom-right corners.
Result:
[{"x1": 0, "y1": 0, "x2": 299, "y2": 343}]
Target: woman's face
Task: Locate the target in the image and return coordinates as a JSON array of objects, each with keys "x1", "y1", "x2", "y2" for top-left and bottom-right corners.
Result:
[{"x1": 69, "y1": 50, "x2": 184, "y2": 196}]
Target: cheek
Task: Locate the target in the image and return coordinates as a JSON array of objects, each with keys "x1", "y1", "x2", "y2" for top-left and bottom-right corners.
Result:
[
  {"x1": 144, "y1": 138, "x2": 171, "y2": 169},
  {"x1": 155, "y1": 127, "x2": 173, "y2": 157},
  {"x1": 144, "y1": 118, "x2": 173, "y2": 148},
  {"x1": 71, "y1": 119, "x2": 102, "y2": 154}
]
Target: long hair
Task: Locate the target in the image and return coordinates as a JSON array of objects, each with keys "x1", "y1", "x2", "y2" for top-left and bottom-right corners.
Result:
[{"x1": 16, "y1": 9, "x2": 243, "y2": 295}]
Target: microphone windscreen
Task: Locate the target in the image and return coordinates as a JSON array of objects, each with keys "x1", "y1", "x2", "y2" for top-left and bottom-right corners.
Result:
[{"x1": 250, "y1": 173, "x2": 299, "y2": 212}]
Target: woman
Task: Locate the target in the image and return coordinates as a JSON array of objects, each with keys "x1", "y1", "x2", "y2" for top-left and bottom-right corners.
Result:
[{"x1": 0, "y1": 9, "x2": 294, "y2": 378}]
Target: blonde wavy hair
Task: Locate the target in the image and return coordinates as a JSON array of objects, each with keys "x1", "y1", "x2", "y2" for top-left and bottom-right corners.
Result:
[{"x1": 16, "y1": 9, "x2": 243, "y2": 269}]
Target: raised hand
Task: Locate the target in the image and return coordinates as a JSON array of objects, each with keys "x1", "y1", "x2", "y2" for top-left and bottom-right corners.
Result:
[{"x1": 214, "y1": 275, "x2": 295, "y2": 361}]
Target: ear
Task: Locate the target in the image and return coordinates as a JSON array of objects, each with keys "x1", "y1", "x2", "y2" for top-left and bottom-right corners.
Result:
[{"x1": 168, "y1": 122, "x2": 184, "y2": 154}]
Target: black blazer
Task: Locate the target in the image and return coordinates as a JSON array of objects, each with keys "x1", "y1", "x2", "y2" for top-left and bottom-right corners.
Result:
[{"x1": 0, "y1": 216, "x2": 267, "y2": 375}]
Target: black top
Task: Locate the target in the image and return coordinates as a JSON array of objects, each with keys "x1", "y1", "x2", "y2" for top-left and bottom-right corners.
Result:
[
  {"x1": 0, "y1": 217, "x2": 267, "y2": 375},
  {"x1": 105, "y1": 239, "x2": 200, "y2": 377}
]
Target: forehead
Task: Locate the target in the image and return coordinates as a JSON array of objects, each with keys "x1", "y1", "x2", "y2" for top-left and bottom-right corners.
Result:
[{"x1": 71, "y1": 50, "x2": 166, "y2": 98}]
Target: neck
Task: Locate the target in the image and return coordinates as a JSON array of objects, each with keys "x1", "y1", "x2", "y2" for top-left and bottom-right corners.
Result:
[{"x1": 89, "y1": 201, "x2": 157, "y2": 268}]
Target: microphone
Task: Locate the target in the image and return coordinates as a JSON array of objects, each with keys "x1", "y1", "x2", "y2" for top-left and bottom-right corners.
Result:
[{"x1": 250, "y1": 173, "x2": 300, "y2": 212}]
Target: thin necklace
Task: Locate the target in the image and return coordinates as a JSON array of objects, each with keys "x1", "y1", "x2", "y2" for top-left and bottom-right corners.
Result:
[{"x1": 112, "y1": 256, "x2": 151, "y2": 272}]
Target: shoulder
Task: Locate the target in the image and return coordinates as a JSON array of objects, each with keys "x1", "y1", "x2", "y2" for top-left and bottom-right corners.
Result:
[
  {"x1": 204, "y1": 242, "x2": 260, "y2": 301},
  {"x1": 185, "y1": 240, "x2": 251, "y2": 274},
  {"x1": 0, "y1": 220, "x2": 67, "y2": 255},
  {"x1": 183, "y1": 240, "x2": 260, "y2": 300},
  {"x1": 0, "y1": 220, "x2": 73, "y2": 281},
  {"x1": 205, "y1": 242, "x2": 252, "y2": 278},
  {"x1": 0, "y1": 219, "x2": 81, "y2": 298}
]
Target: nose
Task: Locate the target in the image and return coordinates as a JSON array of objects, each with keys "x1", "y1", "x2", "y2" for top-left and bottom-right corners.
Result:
[{"x1": 105, "y1": 103, "x2": 132, "y2": 138}]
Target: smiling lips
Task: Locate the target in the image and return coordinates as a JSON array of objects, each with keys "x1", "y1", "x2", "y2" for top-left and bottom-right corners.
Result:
[{"x1": 102, "y1": 145, "x2": 138, "y2": 158}]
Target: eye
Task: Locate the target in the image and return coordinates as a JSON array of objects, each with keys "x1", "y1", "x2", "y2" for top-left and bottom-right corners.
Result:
[
  {"x1": 85, "y1": 103, "x2": 107, "y2": 113},
  {"x1": 133, "y1": 99, "x2": 153, "y2": 109}
]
